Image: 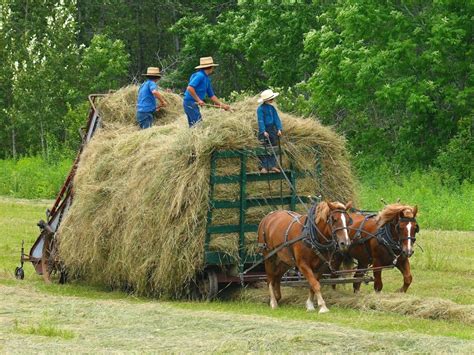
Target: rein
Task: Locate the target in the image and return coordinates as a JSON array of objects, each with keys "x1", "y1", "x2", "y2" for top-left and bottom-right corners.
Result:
[{"x1": 263, "y1": 136, "x2": 345, "y2": 247}]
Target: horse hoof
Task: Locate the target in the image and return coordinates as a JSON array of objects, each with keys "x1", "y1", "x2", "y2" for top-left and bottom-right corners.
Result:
[
  {"x1": 319, "y1": 306, "x2": 329, "y2": 314},
  {"x1": 306, "y1": 299, "x2": 315, "y2": 311},
  {"x1": 270, "y1": 302, "x2": 278, "y2": 310}
]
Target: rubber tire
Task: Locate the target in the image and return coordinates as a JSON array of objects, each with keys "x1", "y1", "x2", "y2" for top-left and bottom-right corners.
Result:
[
  {"x1": 41, "y1": 234, "x2": 54, "y2": 283},
  {"x1": 190, "y1": 270, "x2": 219, "y2": 301},
  {"x1": 15, "y1": 267, "x2": 24, "y2": 280}
]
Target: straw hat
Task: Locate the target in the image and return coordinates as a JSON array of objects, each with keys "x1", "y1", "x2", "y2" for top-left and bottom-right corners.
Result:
[
  {"x1": 258, "y1": 89, "x2": 279, "y2": 103},
  {"x1": 142, "y1": 67, "x2": 162, "y2": 77},
  {"x1": 195, "y1": 56, "x2": 219, "y2": 69}
]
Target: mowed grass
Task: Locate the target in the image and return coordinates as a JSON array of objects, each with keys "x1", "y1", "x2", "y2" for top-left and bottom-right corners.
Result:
[{"x1": 0, "y1": 197, "x2": 473, "y2": 352}]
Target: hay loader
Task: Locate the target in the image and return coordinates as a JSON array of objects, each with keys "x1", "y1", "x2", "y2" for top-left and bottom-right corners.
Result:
[{"x1": 15, "y1": 95, "x2": 105, "y2": 283}]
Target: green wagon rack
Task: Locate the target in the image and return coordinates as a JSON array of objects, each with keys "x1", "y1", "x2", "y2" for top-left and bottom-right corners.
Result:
[{"x1": 190, "y1": 147, "x2": 322, "y2": 300}]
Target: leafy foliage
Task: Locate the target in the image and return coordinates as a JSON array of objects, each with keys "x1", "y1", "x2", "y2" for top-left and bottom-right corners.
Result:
[
  {"x1": 171, "y1": 1, "x2": 473, "y2": 182},
  {"x1": 0, "y1": 0, "x2": 472, "y2": 185}
]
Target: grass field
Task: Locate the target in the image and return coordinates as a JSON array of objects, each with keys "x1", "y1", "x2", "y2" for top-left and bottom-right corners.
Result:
[{"x1": 0, "y1": 197, "x2": 473, "y2": 353}]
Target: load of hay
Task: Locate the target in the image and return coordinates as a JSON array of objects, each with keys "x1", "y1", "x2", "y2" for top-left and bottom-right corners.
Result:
[{"x1": 58, "y1": 85, "x2": 356, "y2": 297}]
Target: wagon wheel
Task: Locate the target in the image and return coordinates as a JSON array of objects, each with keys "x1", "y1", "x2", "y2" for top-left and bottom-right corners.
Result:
[
  {"x1": 189, "y1": 270, "x2": 219, "y2": 301},
  {"x1": 40, "y1": 233, "x2": 67, "y2": 284},
  {"x1": 41, "y1": 232, "x2": 55, "y2": 283},
  {"x1": 14, "y1": 266, "x2": 25, "y2": 280}
]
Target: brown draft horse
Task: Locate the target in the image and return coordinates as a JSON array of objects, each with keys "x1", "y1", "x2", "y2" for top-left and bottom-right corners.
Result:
[
  {"x1": 333, "y1": 203, "x2": 419, "y2": 293},
  {"x1": 257, "y1": 201, "x2": 353, "y2": 313}
]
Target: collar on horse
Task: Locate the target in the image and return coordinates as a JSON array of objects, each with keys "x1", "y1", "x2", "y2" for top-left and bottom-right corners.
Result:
[{"x1": 302, "y1": 203, "x2": 337, "y2": 253}]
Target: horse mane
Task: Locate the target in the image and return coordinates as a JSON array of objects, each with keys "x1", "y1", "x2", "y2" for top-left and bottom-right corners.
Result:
[
  {"x1": 315, "y1": 201, "x2": 345, "y2": 224},
  {"x1": 376, "y1": 203, "x2": 416, "y2": 227}
]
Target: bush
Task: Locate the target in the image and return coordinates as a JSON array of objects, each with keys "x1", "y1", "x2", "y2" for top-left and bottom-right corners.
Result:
[
  {"x1": 0, "y1": 156, "x2": 72, "y2": 199},
  {"x1": 357, "y1": 169, "x2": 474, "y2": 231},
  {"x1": 436, "y1": 116, "x2": 473, "y2": 184}
]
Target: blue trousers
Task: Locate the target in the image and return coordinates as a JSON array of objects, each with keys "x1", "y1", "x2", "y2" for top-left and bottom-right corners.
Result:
[
  {"x1": 258, "y1": 125, "x2": 279, "y2": 169},
  {"x1": 137, "y1": 111, "x2": 154, "y2": 129},
  {"x1": 183, "y1": 101, "x2": 202, "y2": 127}
]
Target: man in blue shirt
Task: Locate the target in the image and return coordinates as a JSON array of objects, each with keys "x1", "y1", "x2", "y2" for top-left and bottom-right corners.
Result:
[
  {"x1": 257, "y1": 89, "x2": 283, "y2": 173},
  {"x1": 136, "y1": 67, "x2": 168, "y2": 129},
  {"x1": 183, "y1": 57, "x2": 230, "y2": 127}
]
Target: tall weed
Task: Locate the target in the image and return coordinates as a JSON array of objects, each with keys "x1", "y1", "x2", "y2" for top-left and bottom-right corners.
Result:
[
  {"x1": 357, "y1": 168, "x2": 474, "y2": 231},
  {"x1": 0, "y1": 156, "x2": 72, "y2": 199}
]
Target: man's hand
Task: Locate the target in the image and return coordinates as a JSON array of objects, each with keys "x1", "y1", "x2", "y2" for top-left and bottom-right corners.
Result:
[
  {"x1": 277, "y1": 130, "x2": 282, "y2": 137},
  {"x1": 263, "y1": 131, "x2": 270, "y2": 138},
  {"x1": 160, "y1": 101, "x2": 168, "y2": 107},
  {"x1": 221, "y1": 103, "x2": 231, "y2": 111},
  {"x1": 197, "y1": 100, "x2": 205, "y2": 106}
]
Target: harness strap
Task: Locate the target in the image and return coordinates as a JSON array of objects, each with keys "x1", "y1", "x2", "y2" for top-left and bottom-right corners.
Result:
[
  {"x1": 376, "y1": 223, "x2": 399, "y2": 262},
  {"x1": 351, "y1": 214, "x2": 377, "y2": 245},
  {"x1": 244, "y1": 210, "x2": 329, "y2": 275},
  {"x1": 284, "y1": 215, "x2": 302, "y2": 264}
]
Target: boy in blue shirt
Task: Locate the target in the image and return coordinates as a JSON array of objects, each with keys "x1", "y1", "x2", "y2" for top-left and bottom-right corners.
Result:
[
  {"x1": 257, "y1": 89, "x2": 283, "y2": 173},
  {"x1": 183, "y1": 57, "x2": 230, "y2": 127},
  {"x1": 136, "y1": 67, "x2": 168, "y2": 129}
]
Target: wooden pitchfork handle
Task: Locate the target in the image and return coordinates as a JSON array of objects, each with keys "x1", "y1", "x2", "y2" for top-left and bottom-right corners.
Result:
[{"x1": 199, "y1": 102, "x2": 234, "y2": 112}]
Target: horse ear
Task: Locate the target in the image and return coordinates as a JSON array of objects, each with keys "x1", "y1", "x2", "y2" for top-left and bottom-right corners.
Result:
[
  {"x1": 413, "y1": 205, "x2": 418, "y2": 217},
  {"x1": 345, "y1": 201, "x2": 353, "y2": 210}
]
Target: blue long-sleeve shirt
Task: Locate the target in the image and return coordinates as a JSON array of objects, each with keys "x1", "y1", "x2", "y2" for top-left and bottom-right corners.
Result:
[
  {"x1": 257, "y1": 103, "x2": 283, "y2": 134},
  {"x1": 183, "y1": 70, "x2": 215, "y2": 102},
  {"x1": 137, "y1": 80, "x2": 158, "y2": 112}
]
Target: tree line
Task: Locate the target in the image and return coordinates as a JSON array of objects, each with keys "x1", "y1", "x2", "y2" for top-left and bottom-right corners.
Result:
[{"x1": 0, "y1": 0, "x2": 472, "y2": 182}]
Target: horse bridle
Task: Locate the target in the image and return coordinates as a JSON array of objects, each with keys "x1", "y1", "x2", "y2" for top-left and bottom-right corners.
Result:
[
  {"x1": 375, "y1": 217, "x2": 420, "y2": 261},
  {"x1": 394, "y1": 217, "x2": 419, "y2": 244},
  {"x1": 327, "y1": 209, "x2": 353, "y2": 238}
]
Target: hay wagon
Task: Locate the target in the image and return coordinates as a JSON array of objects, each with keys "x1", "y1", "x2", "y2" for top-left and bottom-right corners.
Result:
[{"x1": 15, "y1": 94, "x2": 375, "y2": 299}]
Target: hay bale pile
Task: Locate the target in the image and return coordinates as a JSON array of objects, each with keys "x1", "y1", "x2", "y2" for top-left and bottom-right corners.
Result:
[{"x1": 58, "y1": 86, "x2": 356, "y2": 297}]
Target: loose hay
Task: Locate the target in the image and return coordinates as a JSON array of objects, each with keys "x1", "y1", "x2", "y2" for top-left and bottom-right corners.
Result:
[
  {"x1": 96, "y1": 85, "x2": 183, "y2": 127},
  {"x1": 58, "y1": 88, "x2": 356, "y2": 297},
  {"x1": 235, "y1": 286, "x2": 474, "y2": 325}
]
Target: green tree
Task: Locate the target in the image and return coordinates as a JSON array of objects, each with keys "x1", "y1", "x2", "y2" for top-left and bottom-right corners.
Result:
[
  {"x1": 303, "y1": 0, "x2": 473, "y2": 168},
  {"x1": 79, "y1": 34, "x2": 130, "y2": 94}
]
